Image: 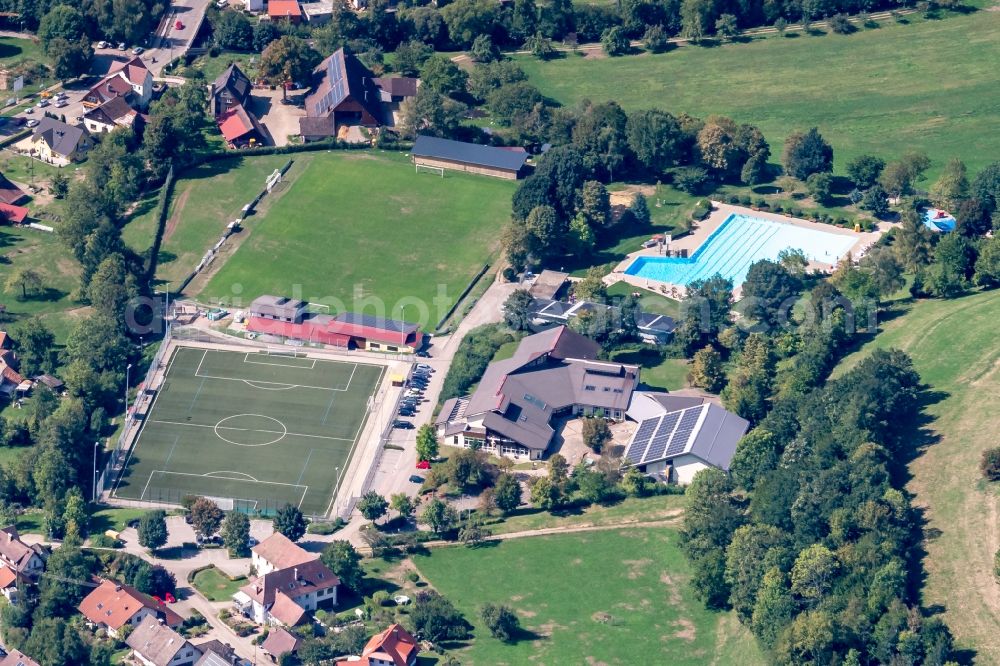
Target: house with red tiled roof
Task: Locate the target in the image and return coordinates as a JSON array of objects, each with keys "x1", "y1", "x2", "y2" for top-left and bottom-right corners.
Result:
[
  {"x1": 0, "y1": 202, "x2": 28, "y2": 225},
  {"x1": 0, "y1": 333, "x2": 26, "y2": 400},
  {"x1": 268, "y1": 0, "x2": 303, "y2": 23},
  {"x1": 0, "y1": 526, "x2": 44, "y2": 578},
  {"x1": 218, "y1": 105, "x2": 267, "y2": 149},
  {"x1": 83, "y1": 95, "x2": 143, "y2": 135},
  {"x1": 0, "y1": 172, "x2": 27, "y2": 206},
  {"x1": 251, "y1": 532, "x2": 315, "y2": 576},
  {"x1": 0, "y1": 564, "x2": 19, "y2": 602},
  {"x1": 335, "y1": 624, "x2": 418, "y2": 666},
  {"x1": 0, "y1": 649, "x2": 41, "y2": 666},
  {"x1": 84, "y1": 56, "x2": 153, "y2": 110},
  {"x1": 232, "y1": 558, "x2": 338, "y2": 626},
  {"x1": 78, "y1": 578, "x2": 183, "y2": 638}
]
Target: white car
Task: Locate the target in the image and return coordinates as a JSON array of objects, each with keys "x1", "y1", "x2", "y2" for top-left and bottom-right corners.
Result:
[
  {"x1": 132, "y1": 46, "x2": 144, "y2": 55},
  {"x1": 25, "y1": 119, "x2": 39, "y2": 128},
  {"x1": 36, "y1": 99, "x2": 49, "y2": 108},
  {"x1": 54, "y1": 100, "x2": 67, "y2": 108}
]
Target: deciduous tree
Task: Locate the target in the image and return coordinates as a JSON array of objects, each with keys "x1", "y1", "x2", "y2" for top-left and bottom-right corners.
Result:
[
  {"x1": 221, "y1": 510, "x2": 251, "y2": 558},
  {"x1": 273, "y1": 503, "x2": 307, "y2": 541}
]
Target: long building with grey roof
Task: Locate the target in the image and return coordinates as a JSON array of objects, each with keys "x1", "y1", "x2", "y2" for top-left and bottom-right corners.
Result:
[{"x1": 435, "y1": 326, "x2": 640, "y2": 459}]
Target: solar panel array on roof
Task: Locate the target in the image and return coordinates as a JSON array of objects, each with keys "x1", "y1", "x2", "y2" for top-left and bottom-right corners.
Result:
[{"x1": 625, "y1": 405, "x2": 707, "y2": 465}]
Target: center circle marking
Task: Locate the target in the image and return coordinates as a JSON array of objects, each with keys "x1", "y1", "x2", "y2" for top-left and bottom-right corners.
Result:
[{"x1": 214, "y1": 414, "x2": 288, "y2": 447}]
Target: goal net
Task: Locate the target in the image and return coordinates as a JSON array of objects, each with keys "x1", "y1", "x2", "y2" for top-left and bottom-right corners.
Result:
[
  {"x1": 263, "y1": 346, "x2": 305, "y2": 358},
  {"x1": 415, "y1": 163, "x2": 445, "y2": 177}
]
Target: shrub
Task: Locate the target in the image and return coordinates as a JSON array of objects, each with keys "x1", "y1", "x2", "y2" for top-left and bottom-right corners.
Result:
[
  {"x1": 408, "y1": 572, "x2": 420, "y2": 583},
  {"x1": 672, "y1": 166, "x2": 711, "y2": 195},
  {"x1": 502, "y1": 267, "x2": 517, "y2": 282},
  {"x1": 307, "y1": 518, "x2": 346, "y2": 535},
  {"x1": 89, "y1": 534, "x2": 122, "y2": 548},
  {"x1": 829, "y1": 13, "x2": 854, "y2": 34},
  {"x1": 739, "y1": 195, "x2": 752, "y2": 206},
  {"x1": 981, "y1": 447, "x2": 1000, "y2": 481},
  {"x1": 728, "y1": 194, "x2": 740, "y2": 204}
]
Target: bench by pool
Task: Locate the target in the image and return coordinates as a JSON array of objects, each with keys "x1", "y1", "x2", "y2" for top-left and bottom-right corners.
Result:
[{"x1": 625, "y1": 213, "x2": 858, "y2": 287}]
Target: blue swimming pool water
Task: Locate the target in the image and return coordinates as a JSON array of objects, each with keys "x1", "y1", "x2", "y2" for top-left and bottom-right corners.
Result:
[
  {"x1": 923, "y1": 208, "x2": 956, "y2": 232},
  {"x1": 625, "y1": 213, "x2": 858, "y2": 287}
]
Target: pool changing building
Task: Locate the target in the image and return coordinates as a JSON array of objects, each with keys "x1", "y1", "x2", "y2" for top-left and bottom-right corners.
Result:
[{"x1": 435, "y1": 326, "x2": 639, "y2": 459}]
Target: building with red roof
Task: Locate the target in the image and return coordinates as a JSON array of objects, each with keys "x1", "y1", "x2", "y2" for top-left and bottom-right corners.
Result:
[
  {"x1": 246, "y1": 295, "x2": 423, "y2": 352},
  {"x1": 268, "y1": 0, "x2": 303, "y2": 23},
  {"x1": 335, "y1": 624, "x2": 418, "y2": 666},
  {"x1": 218, "y1": 105, "x2": 267, "y2": 148},
  {"x1": 0, "y1": 172, "x2": 27, "y2": 205},
  {"x1": 78, "y1": 579, "x2": 184, "y2": 638},
  {"x1": 0, "y1": 202, "x2": 28, "y2": 225}
]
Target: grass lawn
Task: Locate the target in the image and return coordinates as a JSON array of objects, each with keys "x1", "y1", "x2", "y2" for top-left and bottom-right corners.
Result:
[
  {"x1": 15, "y1": 510, "x2": 45, "y2": 535},
  {"x1": 192, "y1": 566, "x2": 247, "y2": 602},
  {"x1": 610, "y1": 347, "x2": 689, "y2": 391},
  {"x1": 0, "y1": 224, "x2": 88, "y2": 342},
  {"x1": 413, "y1": 528, "x2": 764, "y2": 665},
  {"x1": 606, "y1": 281, "x2": 681, "y2": 319},
  {"x1": 199, "y1": 151, "x2": 516, "y2": 322},
  {"x1": 124, "y1": 153, "x2": 301, "y2": 291},
  {"x1": 89, "y1": 507, "x2": 151, "y2": 534},
  {"x1": 185, "y1": 50, "x2": 259, "y2": 85},
  {"x1": 832, "y1": 289, "x2": 1000, "y2": 660},
  {"x1": 0, "y1": 446, "x2": 29, "y2": 468},
  {"x1": 0, "y1": 36, "x2": 43, "y2": 66},
  {"x1": 518, "y1": 6, "x2": 1000, "y2": 178},
  {"x1": 491, "y1": 339, "x2": 520, "y2": 362},
  {"x1": 488, "y1": 493, "x2": 685, "y2": 534}
]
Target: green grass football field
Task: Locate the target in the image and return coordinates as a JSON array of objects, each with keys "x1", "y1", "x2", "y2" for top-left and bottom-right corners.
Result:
[{"x1": 112, "y1": 346, "x2": 384, "y2": 516}]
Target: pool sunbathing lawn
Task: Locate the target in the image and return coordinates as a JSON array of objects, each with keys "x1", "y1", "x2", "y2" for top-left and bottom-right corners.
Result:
[{"x1": 625, "y1": 213, "x2": 858, "y2": 286}]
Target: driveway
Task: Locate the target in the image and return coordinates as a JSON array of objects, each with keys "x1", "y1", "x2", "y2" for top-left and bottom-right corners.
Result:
[{"x1": 250, "y1": 88, "x2": 307, "y2": 147}]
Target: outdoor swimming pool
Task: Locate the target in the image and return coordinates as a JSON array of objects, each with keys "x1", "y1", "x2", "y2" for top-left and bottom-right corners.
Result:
[{"x1": 625, "y1": 213, "x2": 859, "y2": 287}]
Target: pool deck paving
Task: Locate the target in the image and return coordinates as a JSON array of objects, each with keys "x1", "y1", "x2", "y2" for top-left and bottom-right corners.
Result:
[{"x1": 609, "y1": 202, "x2": 884, "y2": 298}]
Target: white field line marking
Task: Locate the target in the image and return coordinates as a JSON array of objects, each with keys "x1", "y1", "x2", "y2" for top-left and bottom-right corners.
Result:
[
  {"x1": 193, "y1": 371, "x2": 351, "y2": 392},
  {"x1": 243, "y1": 381, "x2": 297, "y2": 391},
  {"x1": 149, "y1": 419, "x2": 355, "y2": 442},
  {"x1": 164, "y1": 435, "x2": 180, "y2": 466},
  {"x1": 204, "y1": 470, "x2": 260, "y2": 482},
  {"x1": 242, "y1": 353, "x2": 317, "y2": 370},
  {"x1": 148, "y1": 469, "x2": 309, "y2": 490},
  {"x1": 188, "y1": 376, "x2": 207, "y2": 413},
  {"x1": 194, "y1": 349, "x2": 208, "y2": 377},
  {"x1": 296, "y1": 448, "x2": 318, "y2": 486}
]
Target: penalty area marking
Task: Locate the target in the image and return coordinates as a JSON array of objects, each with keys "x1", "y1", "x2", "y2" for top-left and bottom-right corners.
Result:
[
  {"x1": 204, "y1": 470, "x2": 260, "y2": 482},
  {"x1": 242, "y1": 352, "x2": 317, "y2": 370},
  {"x1": 140, "y1": 470, "x2": 310, "y2": 508}
]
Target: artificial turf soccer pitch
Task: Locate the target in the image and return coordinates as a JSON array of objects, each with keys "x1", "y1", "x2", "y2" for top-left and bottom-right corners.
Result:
[{"x1": 112, "y1": 346, "x2": 385, "y2": 516}]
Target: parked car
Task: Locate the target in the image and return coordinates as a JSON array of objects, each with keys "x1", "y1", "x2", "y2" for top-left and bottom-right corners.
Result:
[
  {"x1": 97, "y1": 40, "x2": 108, "y2": 49},
  {"x1": 164, "y1": 592, "x2": 176, "y2": 604},
  {"x1": 398, "y1": 410, "x2": 415, "y2": 418},
  {"x1": 175, "y1": 19, "x2": 185, "y2": 29},
  {"x1": 393, "y1": 420, "x2": 415, "y2": 430},
  {"x1": 25, "y1": 119, "x2": 38, "y2": 127},
  {"x1": 408, "y1": 475, "x2": 424, "y2": 483},
  {"x1": 132, "y1": 46, "x2": 144, "y2": 55},
  {"x1": 248, "y1": 537, "x2": 258, "y2": 548},
  {"x1": 415, "y1": 350, "x2": 430, "y2": 358},
  {"x1": 54, "y1": 100, "x2": 67, "y2": 108},
  {"x1": 416, "y1": 363, "x2": 433, "y2": 372},
  {"x1": 416, "y1": 460, "x2": 431, "y2": 469},
  {"x1": 117, "y1": 42, "x2": 126, "y2": 50},
  {"x1": 36, "y1": 99, "x2": 49, "y2": 108}
]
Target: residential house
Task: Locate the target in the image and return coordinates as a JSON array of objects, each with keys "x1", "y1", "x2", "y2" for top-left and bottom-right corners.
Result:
[
  {"x1": 210, "y1": 64, "x2": 252, "y2": 119},
  {"x1": 411, "y1": 135, "x2": 530, "y2": 179},
  {"x1": 0, "y1": 334, "x2": 25, "y2": 400},
  {"x1": 246, "y1": 295, "x2": 424, "y2": 353},
  {"x1": 0, "y1": 526, "x2": 45, "y2": 578},
  {"x1": 245, "y1": 0, "x2": 265, "y2": 11},
  {"x1": 251, "y1": 532, "x2": 315, "y2": 576},
  {"x1": 335, "y1": 624, "x2": 418, "y2": 666},
  {"x1": 370, "y1": 76, "x2": 418, "y2": 127},
  {"x1": 83, "y1": 95, "x2": 142, "y2": 135},
  {"x1": 301, "y1": 0, "x2": 334, "y2": 23},
  {"x1": 268, "y1": 0, "x2": 303, "y2": 23},
  {"x1": 19, "y1": 118, "x2": 92, "y2": 166},
  {"x1": 233, "y1": 558, "x2": 339, "y2": 626},
  {"x1": 0, "y1": 172, "x2": 27, "y2": 205},
  {"x1": 0, "y1": 565, "x2": 19, "y2": 603},
  {"x1": 622, "y1": 399, "x2": 749, "y2": 485},
  {"x1": 127, "y1": 616, "x2": 202, "y2": 666},
  {"x1": 0, "y1": 650, "x2": 41, "y2": 666},
  {"x1": 434, "y1": 326, "x2": 640, "y2": 459},
  {"x1": 194, "y1": 640, "x2": 250, "y2": 666},
  {"x1": 84, "y1": 56, "x2": 153, "y2": 110},
  {"x1": 260, "y1": 627, "x2": 300, "y2": 662},
  {"x1": 527, "y1": 269, "x2": 569, "y2": 300},
  {"x1": 79, "y1": 578, "x2": 183, "y2": 638},
  {"x1": 305, "y1": 48, "x2": 384, "y2": 128},
  {"x1": 209, "y1": 64, "x2": 267, "y2": 148}
]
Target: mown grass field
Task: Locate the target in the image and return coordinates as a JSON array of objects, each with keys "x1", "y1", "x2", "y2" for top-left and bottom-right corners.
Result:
[
  {"x1": 192, "y1": 566, "x2": 247, "y2": 602},
  {"x1": 0, "y1": 224, "x2": 88, "y2": 342},
  {"x1": 834, "y1": 289, "x2": 1000, "y2": 660},
  {"x1": 199, "y1": 151, "x2": 515, "y2": 322},
  {"x1": 123, "y1": 153, "x2": 299, "y2": 290},
  {"x1": 488, "y1": 493, "x2": 686, "y2": 534},
  {"x1": 413, "y1": 528, "x2": 764, "y2": 665},
  {"x1": 519, "y1": 6, "x2": 1000, "y2": 178}
]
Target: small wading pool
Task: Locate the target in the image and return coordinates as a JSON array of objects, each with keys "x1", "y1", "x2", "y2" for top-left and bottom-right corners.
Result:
[{"x1": 625, "y1": 213, "x2": 858, "y2": 287}]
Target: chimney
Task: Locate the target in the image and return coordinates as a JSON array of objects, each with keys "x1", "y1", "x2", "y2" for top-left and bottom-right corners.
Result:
[
  {"x1": 294, "y1": 567, "x2": 299, "y2": 581},
  {"x1": 115, "y1": 584, "x2": 122, "y2": 592}
]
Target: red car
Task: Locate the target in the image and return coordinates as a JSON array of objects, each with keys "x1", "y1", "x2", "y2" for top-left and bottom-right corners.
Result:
[
  {"x1": 175, "y1": 19, "x2": 185, "y2": 30},
  {"x1": 164, "y1": 592, "x2": 176, "y2": 604},
  {"x1": 153, "y1": 595, "x2": 164, "y2": 605},
  {"x1": 416, "y1": 460, "x2": 431, "y2": 470}
]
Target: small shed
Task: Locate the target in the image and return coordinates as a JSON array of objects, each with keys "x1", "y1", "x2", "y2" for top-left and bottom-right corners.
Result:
[{"x1": 411, "y1": 135, "x2": 529, "y2": 180}]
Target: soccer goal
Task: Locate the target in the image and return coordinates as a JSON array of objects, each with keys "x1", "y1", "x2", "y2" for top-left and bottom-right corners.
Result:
[
  {"x1": 415, "y1": 163, "x2": 445, "y2": 178},
  {"x1": 263, "y1": 346, "x2": 306, "y2": 358}
]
